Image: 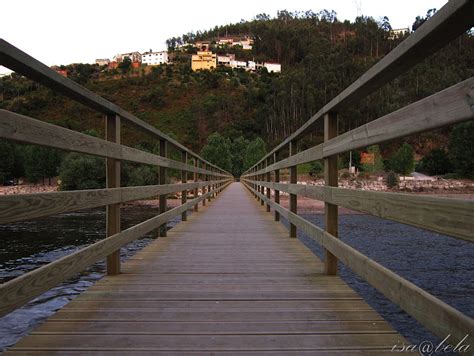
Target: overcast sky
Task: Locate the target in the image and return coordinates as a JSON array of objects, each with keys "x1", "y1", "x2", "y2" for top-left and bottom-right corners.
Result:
[{"x1": 1, "y1": 0, "x2": 448, "y2": 74}]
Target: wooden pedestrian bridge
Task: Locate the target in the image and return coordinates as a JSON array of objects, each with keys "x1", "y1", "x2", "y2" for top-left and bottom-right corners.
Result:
[{"x1": 1, "y1": 1, "x2": 473, "y2": 353}]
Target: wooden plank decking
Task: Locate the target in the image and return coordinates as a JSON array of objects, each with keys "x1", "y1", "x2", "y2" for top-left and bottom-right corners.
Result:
[{"x1": 6, "y1": 182, "x2": 406, "y2": 354}]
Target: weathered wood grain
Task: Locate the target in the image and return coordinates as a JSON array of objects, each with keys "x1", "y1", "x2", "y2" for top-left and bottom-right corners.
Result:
[
  {"x1": 0, "y1": 182, "x2": 231, "y2": 318},
  {"x1": 243, "y1": 181, "x2": 474, "y2": 345},
  {"x1": 0, "y1": 109, "x2": 230, "y2": 178},
  {"x1": 243, "y1": 179, "x2": 474, "y2": 242},
  {"x1": 243, "y1": 0, "x2": 474, "y2": 175},
  {"x1": 0, "y1": 39, "x2": 231, "y2": 177},
  {"x1": 0, "y1": 180, "x2": 228, "y2": 224}
]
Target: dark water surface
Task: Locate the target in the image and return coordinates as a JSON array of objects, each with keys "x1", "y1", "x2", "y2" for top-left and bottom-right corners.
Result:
[{"x1": 0, "y1": 207, "x2": 472, "y2": 352}]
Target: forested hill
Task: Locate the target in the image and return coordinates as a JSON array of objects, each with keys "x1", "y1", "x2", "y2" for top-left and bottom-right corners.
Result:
[{"x1": 1, "y1": 9, "x2": 473, "y2": 156}]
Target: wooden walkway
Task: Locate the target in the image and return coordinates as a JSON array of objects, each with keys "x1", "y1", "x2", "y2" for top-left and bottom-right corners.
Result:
[{"x1": 7, "y1": 183, "x2": 405, "y2": 354}]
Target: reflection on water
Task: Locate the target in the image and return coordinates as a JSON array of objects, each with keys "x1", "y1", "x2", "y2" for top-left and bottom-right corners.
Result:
[
  {"x1": 0, "y1": 204, "x2": 180, "y2": 350},
  {"x1": 0, "y1": 208, "x2": 472, "y2": 351}
]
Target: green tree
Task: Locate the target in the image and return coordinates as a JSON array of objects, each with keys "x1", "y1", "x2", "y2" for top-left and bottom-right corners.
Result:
[
  {"x1": 24, "y1": 146, "x2": 62, "y2": 184},
  {"x1": 200, "y1": 132, "x2": 232, "y2": 172},
  {"x1": 362, "y1": 145, "x2": 385, "y2": 172},
  {"x1": 127, "y1": 166, "x2": 159, "y2": 186},
  {"x1": 449, "y1": 121, "x2": 474, "y2": 177},
  {"x1": 59, "y1": 153, "x2": 105, "y2": 190},
  {"x1": 119, "y1": 57, "x2": 132, "y2": 74},
  {"x1": 0, "y1": 139, "x2": 15, "y2": 183},
  {"x1": 243, "y1": 137, "x2": 267, "y2": 172},
  {"x1": 230, "y1": 136, "x2": 249, "y2": 177},
  {"x1": 390, "y1": 143, "x2": 415, "y2": 176},
  {"x1": 418, "y1": 149, "x2": 452, "y2": 175}
]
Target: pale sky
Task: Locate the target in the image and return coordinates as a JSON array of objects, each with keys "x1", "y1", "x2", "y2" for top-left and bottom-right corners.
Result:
[{"x1": 0, "y1": 0, "x2": 447, "y2": 74}]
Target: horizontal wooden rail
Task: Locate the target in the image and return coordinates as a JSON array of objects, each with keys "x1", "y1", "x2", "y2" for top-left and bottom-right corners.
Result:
[
  {"x1": 243, "y1": 78, "x2": 474, "y2": 177},
  {"x1": 0, "y1": 179, "x2": 230, "y2": 224},
  {"x1": 242, "y1": 180, "x2": 474, "y2": 346},
  {"x1": 244, "y1": 0, "x2": 474, "y2": 175},
  {"x1": 0, "y1": 39, "x2": 231, "y2": 176},
  {"x1": 0, "y1": 181, "x2": 232, "y2": 318},
  {"x1": 0, "y1": 110, "x2": 230, "y2": 178},
  {"x1": 243, "y1": 179, "x2": 474, "y2": 242}
]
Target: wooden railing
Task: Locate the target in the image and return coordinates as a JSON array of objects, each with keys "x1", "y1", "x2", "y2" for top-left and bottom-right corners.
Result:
[
  {"x1": 242, "y1": 0, "x2": 474, "y2": 346},
  {"x1": 0, "y1": 40, "x2": 233, "y2": 317}
]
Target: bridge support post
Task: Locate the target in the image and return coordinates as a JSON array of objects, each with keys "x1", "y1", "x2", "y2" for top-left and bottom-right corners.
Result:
[
  {"x1": 260, "y1": 164, "x2": 265, "y2": 206},
  {"x1": 202, "y1": 162, "x2": 206, "y2": 207},
  {"x1": 207, "y1": 166, "x2": 212, "y2": 203},
  {"x1": 266, "y1": 158, "x2": 271, "y2": 212},
  {"x1": 274, "y1": 152, "x2": 280, "y2": 221},
  {"x1": 324, "y1": 112, "x2": 339, "y2": 275},
  {"x1": 159, "y1": 139, "x2": 168, "y2": 237},
  {"x1": 289, "y1": 140, "x2": 297, "y2": 238},
  {"x1": 181, "y1": 151, "x2": 188, "y2": 221},
  {"x1": 106, "y1": 114, "x2": 121, "y2": 275},
  {"x1": 194, "y1": 158, "x2": 199, "y2": 212}
]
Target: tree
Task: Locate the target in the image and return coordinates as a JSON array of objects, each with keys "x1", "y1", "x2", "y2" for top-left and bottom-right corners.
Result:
[
  {"x1": 418, "y1": 149, "x2": 452, "y2": 175},
  {"x1": 362, "y1": 145, "x2": 385, "y2": 173},
  {"x1": 118, "y1": 57, "x2": 132, "y2": 74},
  {"x1": 23, "y1": 146, "x2": 62, "y2": 184},
  {"x1": 0, "y1": 139, "x2": 15, "y2": 183},
  {"x1": 59, "y1": 153, "x2": 105, "y2": 190},
  {"x1": 390, "y1": 143, "x2": 415, "y2": 176},
  {"x1": 449, "y1": 121, "x2": 474, "y2": 177},
  {"x1": 200, "y1": 132, "x2": 232, "y2": 172},
  {"x1": 230, "y1": 136, "x2": 249, "y2": 177},
  {"x1": 243, "y1": 137, "x2": 267, "y2": 171}
]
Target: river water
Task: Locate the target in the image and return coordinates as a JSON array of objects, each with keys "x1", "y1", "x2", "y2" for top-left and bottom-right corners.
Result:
[{"x1": 0, "y1": 206, "x2": 472, "y2": 352}]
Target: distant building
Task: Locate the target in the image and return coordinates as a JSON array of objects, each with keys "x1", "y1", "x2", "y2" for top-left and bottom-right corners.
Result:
[
  {"x1": 389, "y1": 28, "x2": 410, "y2": 40},
  {"x1": 195, "y1": 41, "x2": 211, "y2": 51},
  {"x1": 142, "y1": 51, "x2": 168, "y2": 66},
  {"x1": 95, "y1": 58, "x2": 110, "y2": 66},
  {"x1": 191, "y1": 51, "x2": 217, "y2": 71},
  {"x1": 230, "y1": 60, "x2": 247, "y2": 69},
  {"x1": 113, "y1": 51, "x2": 142, "y2": 64},
  {"x1": 264, "y1": 62, "x2": 281, "y2": 73},
  {"x1": 234, "y1": 38, "x2": 253, "y2": 50},
  {"x1": 217, "y1": 37, "x2": 253, "y2": 50},
  {"x1": 217, "y1": 54, "x2": 235, "y2": 65},
  {"x1": 51, "y1": 66, "x2": 68, "y2": 77}
]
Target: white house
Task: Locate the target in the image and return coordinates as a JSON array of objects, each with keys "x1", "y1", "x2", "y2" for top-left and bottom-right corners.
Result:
[
  {"x1": 264, "y1": 62, "x2": 281, "y2": 73},
  {"x1": 230, "y1": 60, "x2": 247, "y2": 69},
  {"x1": 142, "y1": 51, "x2": 169, "y2": 65},
  {"x1": 113, "y1": 52, "x2": 142, "y2": 63},
  {"x1": 388, "y1": 28, "x2": 410, "y2": 40},
  {"x1": 95, "y1": 58, "x2": 110, "y2": 66}
]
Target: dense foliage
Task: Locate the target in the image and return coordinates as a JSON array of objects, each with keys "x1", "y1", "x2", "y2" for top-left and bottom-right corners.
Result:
[{"x1": 0, "y1": 8, "x2": 472, "y2": 186}]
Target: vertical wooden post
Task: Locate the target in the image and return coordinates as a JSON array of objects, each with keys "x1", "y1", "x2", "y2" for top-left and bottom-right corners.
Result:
[
  {"x1": 274, "y1": 152, "x2": 280, "y2": 222},
  {"x1": 194, "y1": 158, "x2": 199, "y2": 212},
  {"x1": 266, "y1": 158, "x2": 271, "y2": 212},
  {"x1": 181, "y1": 151, "x2": 187, "y2": 221},
  {"x1": 207, "y1": 165, "x2": 212, "y2": 203},
  {"x1": 289, "y1": 140, "x2": 297, "y2": 238},
  {"x1": 159, "y1": 139, "x2": 167, "y2": 237},
  {"x1": 202, "y1": 162, "x2": 207, "y2": 207},
  {"x1": 324, "y1": 112, "x2": 339, "y2": 275},
  {"x1": 106, "y1": 114, "x2": 121, "y2": 275},
  {"x1": 260, "y1": 164, "x2": 265, "y2": 206}
]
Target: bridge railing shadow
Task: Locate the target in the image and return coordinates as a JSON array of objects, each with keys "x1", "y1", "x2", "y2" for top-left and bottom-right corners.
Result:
[{"x1": 241, "y1": 0, "x2": 473, "y2": 346}]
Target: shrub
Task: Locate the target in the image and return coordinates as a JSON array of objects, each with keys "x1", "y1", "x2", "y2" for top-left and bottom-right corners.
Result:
[
  {"x1": 418, "y1": 149, "x2": 452, "y2": 175},
  {"x1": 59, "y1": 153, "x2": 105, "y2": 190},
  {"x1": 449, "y1": 121, "x2": 474, "y2": 178},
  {"x1": 309, "y1": 161, "x2": 323, "y2": 177},
  {"x1": 386, "y1": 171, "x2": 399, "y2": 188},
  {"x1": 390, "y1": 143, "x2": 415, "y2": 176}
]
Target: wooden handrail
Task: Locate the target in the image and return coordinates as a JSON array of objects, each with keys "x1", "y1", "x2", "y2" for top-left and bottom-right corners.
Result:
[
  {"x1": 241, "y1": 180, "x2": 474, "y2": 346},
  {"x1": 0, "y1": 39, "x2": 232, "y2": 176},
  {"x1": 243, "y1": 0, "x2": 474, "y2": 175},
  {"x1": 0, "y1": 181, "x2": 232, "y2": 318}
]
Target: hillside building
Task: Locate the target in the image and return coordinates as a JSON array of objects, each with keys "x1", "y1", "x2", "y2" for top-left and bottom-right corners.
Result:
[
  {"x1": 191, "y1": 51, "x2": 217, "y2": 71},
  {"x1": 264, "y1": 62, "x2": 281, "y2": 73},
  {"x1": 95, "y1": 58, "x2": 110, "y2": 66},
  {"x1": 142, "y1": 51, "x2": 168, "y2": 66},
  {"x1": 389, "y1": 28, "x2": 410, "y2": 40}
]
